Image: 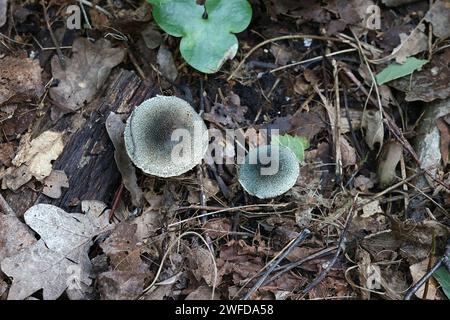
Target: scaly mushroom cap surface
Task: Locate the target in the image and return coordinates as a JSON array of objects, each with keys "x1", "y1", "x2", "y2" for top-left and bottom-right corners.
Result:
[
  {"x1": 124, "y1": 96, "x2": 208, "y2": 177},
  {"x1": 238, "y1": 145, "x2": 299, "y2": 199}
]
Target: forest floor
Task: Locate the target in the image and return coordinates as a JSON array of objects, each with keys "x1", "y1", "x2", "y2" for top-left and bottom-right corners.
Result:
[{"x1": 0, "y1": 0, "x2": 449, "y2": 300}]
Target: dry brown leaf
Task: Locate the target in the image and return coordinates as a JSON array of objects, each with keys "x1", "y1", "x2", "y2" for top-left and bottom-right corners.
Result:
[
  {"x1": 2, "y1": 131, "x2": 64, "y2": 191},
  {"x1": 0, "y1": 214, "x2": 36, "y2": 262},
  {"x1": 97, "y1": 271, "x2": 147, "y2": 300},
  {"x1": 392, "y1": 24, "x2": 428, "y2": 64},
  {"x1": 409, "y1": 259, "x2": 441, "y2": 299},
  {"x1": 185, "y1": 286, "x2": 218, "y2": 300},
  {"x1": 141, "y1": 24, "x2": 162, "y2": 49},
  {"x1": 106, "y1": 112, "x2": 143, "y2": 207},
  {"x1": 436, "y1": 116, "x2": 450, "y2": 166},
  {"x1": 425, "y1": 0, "x2": 450, "y2": 39},
  {"x1": 0, "y1": 56, "x2": 43, "y2": 105},
  {"x1": 0, "y1": 204, "x2": 113, "y2": 300},
  {"x1": 340, "y1": 136, "x2": 356, "y2": 167},
  {"x1": 354, "y1": 175, "x2": 375, "y2": 192},
  {"x1": 157, "y1": 45, "x2": 178, "y2": 82},
  {"x1": 42, "y1": 170, "x2": 69, "y2": 199},
  {"x1": 361, "y1": 109, "x2": 384, "y2": 151},
  {"x1": 377, "y1": 141, "x2": 402, "y2": 188},
  {"x1": 49, "y1": 38, "x2": 125, "y2": 116},
  {"x1": 187, "y1": 247, "x2": 216, "y2": 286},
  {"x1": 0, "y1": 0, "x2": 6, "y2": 27},
  {"x1": 0, "y1": 143, "x2": 14, "y2": 167},
  {"x1": 203, "y1": 218, "x2": 232, "y2": 239}
]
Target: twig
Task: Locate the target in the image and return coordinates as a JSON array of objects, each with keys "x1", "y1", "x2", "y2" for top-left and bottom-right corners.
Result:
[
  {"x1": 227, "y1": 34, "x2": 350, "y2": 81},
  {"x1": 170, "y1": 203, "x2": 293, "y2": 228},
  {"x1": 242, "y1": 228, "x2": 311, "y2": 300},
  {"x1": 42, "y1": 1, "x2": 66, "y2": 70},
  {"x1": 140, "y1": 231, "x2": 217, "y2": 300},
  {"x1": 109, "y1": 183, "x2": 124, "y2": 222},
  {"x1": 302, "y1": 194, "x2": 359, "y2": 295},
  {"x1": 332, "y1": 59, "x2": 343, "y2": 184},
  {"x1": 404, "y1": 257, "x2": 446, "y2": 300},
  {"x1": 264, "y1": 246, "x2": 338, "y2": 286},
  {"x1": 0, "y1": 192, "x2": 15, "y2": 216},
  {"x1": 78, "y1": 0, "x2": 113, "y2": 18},
  {"x1": 270, "y1": 48, "x2": 357, "y2": 73}
]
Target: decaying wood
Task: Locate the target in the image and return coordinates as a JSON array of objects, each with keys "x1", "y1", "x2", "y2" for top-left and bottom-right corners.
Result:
[{"x1": 36, "y1": 69, "x2": 153, "y2": 211}]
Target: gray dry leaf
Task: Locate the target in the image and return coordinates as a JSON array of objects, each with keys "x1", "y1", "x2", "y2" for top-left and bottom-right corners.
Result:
[
  {"x1": 141, "y1": 24, "x2": 162, "y2": 49},
  {"x1": 42, "y1": 170, "x2": 69, "y2": 199},
  {"x1": 392, "y1": 24, "x2": 428, "y2": 64},
  {"x1": 377, "y1": 141, "x2": 403, "y2": 188},
  {"x1": 361, "y1": 110, "x2": 384, "y2": 151},
  {"x1": 0, "y1": 204, "x2": 113, "y2": 300},
  {"x1": 49, "y1": 38, "x2": 125, "y2": 115},
  {"x1": 409, "y1": 259, "x2": 440, "y2": 299},
  {"x1": 0, "y1": 56, "x2": 43, "y2": 105},
  {"x1": 0, "y1": 214, "x2": 36, "y2": 262},
  {"x1": 106, "y1": 112, "x2": 143, "y2": 207},
  {"x1": 0, "y1": 0, "x2": 6, "y2": 27},
  {"x1": 425, "y1": 0, "x2": 450, "y2": 39},
  {"x1": 157, "y1": 45, "x2": 178, "y2": 82},
  {"x1": 2, "y1": 131, "x2": 64, "y2": 191}
]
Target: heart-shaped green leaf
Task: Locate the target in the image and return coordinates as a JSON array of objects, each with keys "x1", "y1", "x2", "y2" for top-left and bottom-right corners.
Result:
[
  {"x1": 148, "y1": 0, "x2": 252, "y2": 73},
  {"x1": 272, "y1": 134, "x2": 310, "y2": 163}
]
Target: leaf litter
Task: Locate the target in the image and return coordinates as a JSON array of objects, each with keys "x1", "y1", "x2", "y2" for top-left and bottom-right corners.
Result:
[{"x1": 0, "y1": 0, "x2": 449, "y2": 301}]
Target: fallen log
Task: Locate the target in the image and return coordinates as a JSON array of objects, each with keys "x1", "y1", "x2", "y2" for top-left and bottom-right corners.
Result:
[{"x1": 36, "y1": 69, "x2": 152, "y2": 212}]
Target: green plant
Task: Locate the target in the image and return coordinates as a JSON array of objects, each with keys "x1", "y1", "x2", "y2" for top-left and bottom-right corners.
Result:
[
  {"x1": 148, "y1": 0, "x2": 252, "y2": 73},
  {"x1": 272, "y1": 134, "x2": 309, "y2": 163}
]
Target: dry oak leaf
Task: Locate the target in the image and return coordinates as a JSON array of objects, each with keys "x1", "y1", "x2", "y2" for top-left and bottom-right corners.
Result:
[
  {"x1": 0, "y1": 204, "x2": 113, "y2": 300},
  {"x1": 0, "y1": 214, "x2": 36, "y2": 262},
  {"x1": 2, "y1": 131, "x2": 64, "y2": 191},
  {"x1": 49, "y1": 38, "x2": 125, "y2": 114},
  {"x1": 0, "y1": 56, "x2": 43, "y2": 105}
]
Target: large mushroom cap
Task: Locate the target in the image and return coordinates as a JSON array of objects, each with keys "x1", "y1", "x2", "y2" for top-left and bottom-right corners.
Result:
[
  {"x1": 238, "y1": 145, "x2": 299, "y2": 199},
  {"x1": 124, "y1": 96, "x2": 208, "y2": 177}
]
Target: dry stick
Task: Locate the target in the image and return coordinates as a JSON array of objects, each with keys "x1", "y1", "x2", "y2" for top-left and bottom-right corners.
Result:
[
  {"x1": 42, "y1": 1, "x2": 65, "y2": 70},
  {"x1": 264, "y1": 246, "x2": 338, "y2": 286},
  {"x1": 0, "y1": 192, "x2": 15, "y2": 216},
  {"x1": 141, "y1": 231, "x2": 218, "y2": 300},
  {"x1": 302, "y1": 194, "x2": 359, "y2": 295},
  {"x1": 404, "y1": 256, "x2": 446, "y2": 300},
  {"x1": 227, "y1": 34, "x2": 350, "y2": 81},
  {"x1": 270, "y1": 48, "x2": 357, "y2": 73},
  {"x1": 332, "y1": 59, "x2": 343, "y2": 184},
  {"x1": 242, "y1": 228, "x2": 311, "y2": 300}
]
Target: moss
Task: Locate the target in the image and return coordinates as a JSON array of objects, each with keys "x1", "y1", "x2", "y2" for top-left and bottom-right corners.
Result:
[
  {"x1": 124, "y1": 96, "x2": 208, "y2": 177},
  {"x1": 238, "y1": 145, "x2": 299, "y2": 199}
]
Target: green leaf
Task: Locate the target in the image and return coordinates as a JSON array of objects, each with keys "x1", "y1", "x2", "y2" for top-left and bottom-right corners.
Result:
[
  {"x1": 433, "y1": 266, "x2": 450, "y2": 299},
  {"x1": 272, "y1": 134, "x2": 309, "y2": 163},
  {"x1": 375, "y1": 57, "x2": 428, "y2": 85},
  {"x1": 148, "y1": 0, "x2": 252, "y2": 74}
]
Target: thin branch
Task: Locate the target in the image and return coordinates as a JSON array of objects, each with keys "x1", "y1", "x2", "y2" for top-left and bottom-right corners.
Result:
[
  {"x1": 242, "y1": 228, "x2": 311, "y2": 300},
  {"x1": 302, "y1": 194, "x2": 359, "y2": 295}
]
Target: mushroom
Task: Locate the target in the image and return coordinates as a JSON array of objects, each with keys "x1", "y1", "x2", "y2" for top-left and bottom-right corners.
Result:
[
  {"x1": 124, "y1": 95, "x2": 208, "y2": 177},
  {"x1": 238, "y1": 145, "x2": 299, "y2": 199}
]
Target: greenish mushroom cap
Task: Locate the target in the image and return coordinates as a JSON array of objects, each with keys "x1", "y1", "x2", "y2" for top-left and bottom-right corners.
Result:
[
  {"x1": 238, "y1": 145, "x2": 299, "y2": 199},
  {"x1": 124, "y1": 96, "x2": 208, "y2": 177}
]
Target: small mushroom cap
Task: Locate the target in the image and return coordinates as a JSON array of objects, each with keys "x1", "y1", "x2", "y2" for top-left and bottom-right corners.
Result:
[
  {"x1": 124, "y1": 96, "x2": 208, "y2": 177},
  {"x1": 238, "y1": 145, "x2": 299, "y2": 199}
]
